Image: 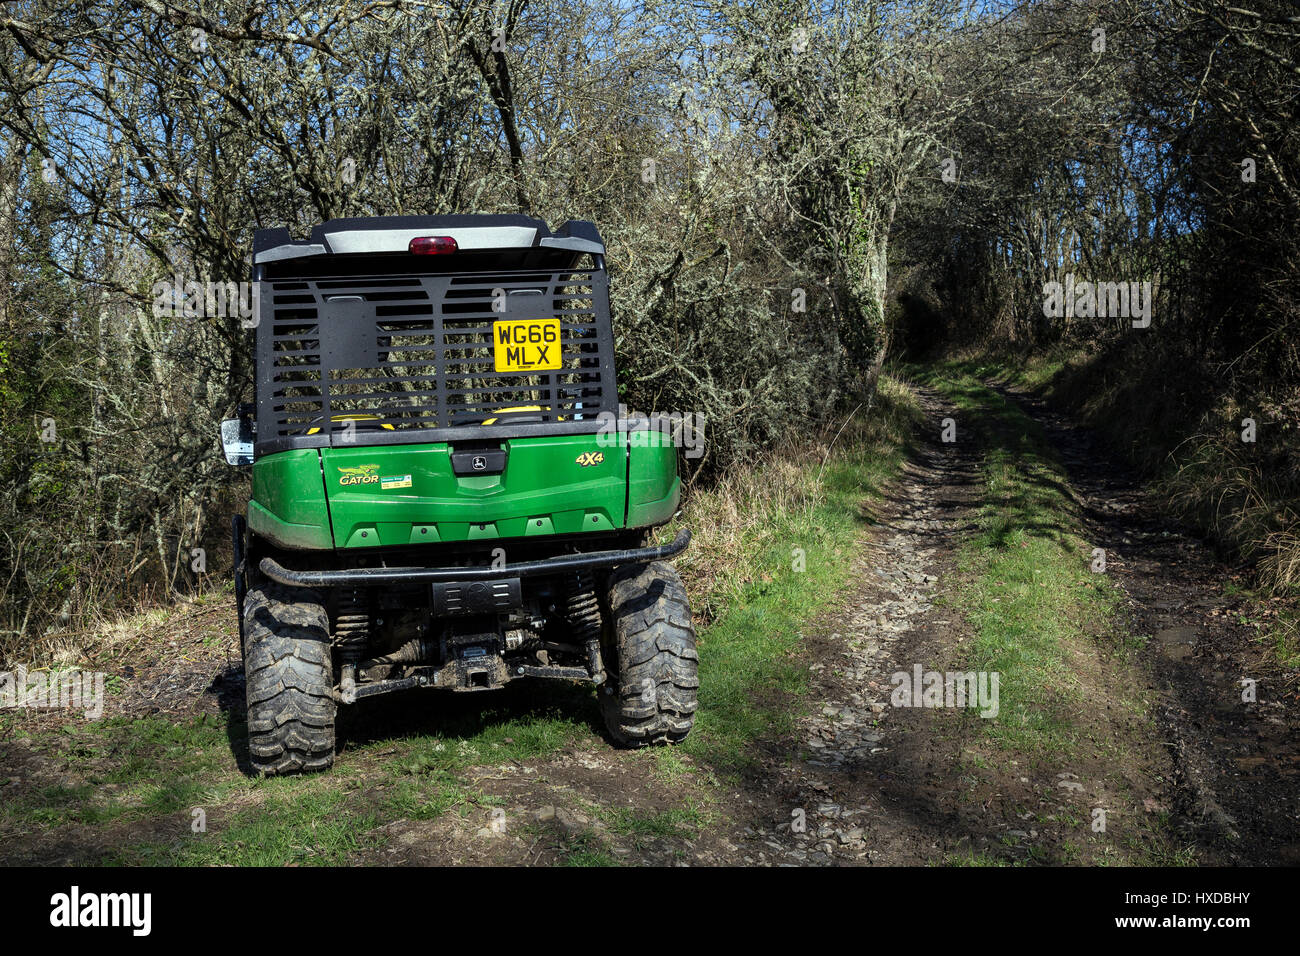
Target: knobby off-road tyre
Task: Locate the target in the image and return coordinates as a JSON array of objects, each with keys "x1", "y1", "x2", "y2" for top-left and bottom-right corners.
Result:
[
  {"x1": 242, "y1": 583, "x2": 336, "y2": 775},
  {"x1": 601, "y1": 561, "x2": 698, "y2": 746}
]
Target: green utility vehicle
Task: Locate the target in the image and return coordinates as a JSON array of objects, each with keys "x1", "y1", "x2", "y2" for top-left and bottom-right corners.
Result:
[{"x1": 222, "y1": 215, "x2": 697, "y2": 775}]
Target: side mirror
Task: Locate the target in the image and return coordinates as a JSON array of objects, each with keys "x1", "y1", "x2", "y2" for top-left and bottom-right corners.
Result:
[{"x1": 220, "y1": 417, "x2": 254, "y2": 466}]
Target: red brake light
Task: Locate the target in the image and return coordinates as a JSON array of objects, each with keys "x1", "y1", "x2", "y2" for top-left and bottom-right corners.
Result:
[{"x1": 408, "y1": 236, "x2": 458, "y2": 255}]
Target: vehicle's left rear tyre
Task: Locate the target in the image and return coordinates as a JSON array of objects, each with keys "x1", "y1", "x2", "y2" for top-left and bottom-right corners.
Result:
[{"x1": 242, "y1": 583, "x2": 336, "y2": 775}]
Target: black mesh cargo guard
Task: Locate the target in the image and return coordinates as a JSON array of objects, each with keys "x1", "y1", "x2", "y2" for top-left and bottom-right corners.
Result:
[{"x1": 250, "y1": 217, "x2": 618, "y2": 458}]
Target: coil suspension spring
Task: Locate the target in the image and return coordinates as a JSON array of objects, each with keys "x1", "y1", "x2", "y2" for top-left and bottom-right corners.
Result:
[
  {"x1": 335, "y1": 589, "x2": 370, "y2": 662},
  {"x1": 567, "y1": 570, "x2": 605, "y2": 684},
  {"x1": 335, "y1": 588, "x2": 370, "y2": 704}
]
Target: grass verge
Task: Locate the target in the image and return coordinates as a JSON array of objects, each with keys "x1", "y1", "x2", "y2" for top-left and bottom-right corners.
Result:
[{"x1": 668, "y1": 373, "x2": 922, "y2": 771}]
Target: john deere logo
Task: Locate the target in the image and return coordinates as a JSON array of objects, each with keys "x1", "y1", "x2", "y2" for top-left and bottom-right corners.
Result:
[
  {"x1": 471, "y1": 456, "x2": 487, "y2": 471},
  {"x1": 576, "y1": 451, "x2": 604, "y2": 467},
  {"x1": 338, "y1": 464, "x2": 380, "y2": 486}
]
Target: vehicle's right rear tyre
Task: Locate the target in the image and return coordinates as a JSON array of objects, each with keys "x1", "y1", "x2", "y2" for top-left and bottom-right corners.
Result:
[
  {"x1": 601, "y1": 561, "x2": 698, "y2": 746},
  {"x1": 242, "y1": 583, "x2": 336, "y2": 775}
]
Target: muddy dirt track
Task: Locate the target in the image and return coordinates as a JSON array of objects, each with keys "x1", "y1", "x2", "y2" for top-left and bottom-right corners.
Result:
[{"x1": 711, "y1": 382, "x2": 1300, "y2": 866}]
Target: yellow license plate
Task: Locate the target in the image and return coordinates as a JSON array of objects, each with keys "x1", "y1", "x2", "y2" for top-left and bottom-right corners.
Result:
[{"x1": 493, "y1": 318, "x2": 561, "y2": 372}]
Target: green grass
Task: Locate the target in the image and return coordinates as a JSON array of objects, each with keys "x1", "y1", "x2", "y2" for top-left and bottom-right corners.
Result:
[
  {"x1": 551, "y1": 831, "x2": 619, "y2": 866},
  {"x1": 382, "y1": 772, "x2": 473, "y2": 821},
  {"x1": 118, "y1": 786, "x2": 379, "y2": 866},
  {"x1": 910, "y1": 364, "x2": 1126, "y2": 758},
  {"x1": 936, "y1": 349, "x2": 1086, "y2": 394},
  {"x1": 603, "y1": 805, "x2": 705, "y2": 844},
  {"x1": 0, "y1": 714, "x2": 240, "y2": 828},
  {"x1": 1220, "y1": 580, "x2": 1300, "y2": 671},
  {"x1": 1264, "y1": 613, "x2": 1300, "y2": 670}
]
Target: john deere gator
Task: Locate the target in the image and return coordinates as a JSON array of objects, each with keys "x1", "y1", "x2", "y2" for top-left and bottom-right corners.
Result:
[{"x1": 221, "y1": 215, "x2": 697, "y2": 775}]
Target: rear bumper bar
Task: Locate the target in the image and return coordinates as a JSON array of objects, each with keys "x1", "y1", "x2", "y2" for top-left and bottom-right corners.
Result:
[{"x1": 259, "y1": 528, "x2": 691, "y2": 588}]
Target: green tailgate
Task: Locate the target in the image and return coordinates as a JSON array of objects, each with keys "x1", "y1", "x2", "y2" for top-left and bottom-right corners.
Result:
[
  {"x1": 249, "y1": 433, "x2": 680, "y2": 550},
  {"x1": 324, "y1": 435, "x2": 625, "y2": 548}
]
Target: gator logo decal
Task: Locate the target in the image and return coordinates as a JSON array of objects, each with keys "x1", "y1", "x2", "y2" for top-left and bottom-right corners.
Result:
[
  {"x1": 338, "y1": 464, "x2": 380, "y2": 486},
  {"x1": 575, "y1": 451, "x2": 604, "y2": 467}
]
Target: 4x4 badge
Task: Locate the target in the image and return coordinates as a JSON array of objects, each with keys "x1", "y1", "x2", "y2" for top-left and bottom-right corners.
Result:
[{"x1": 576, "y1": 451, "x2": 604, "y2": 467}]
